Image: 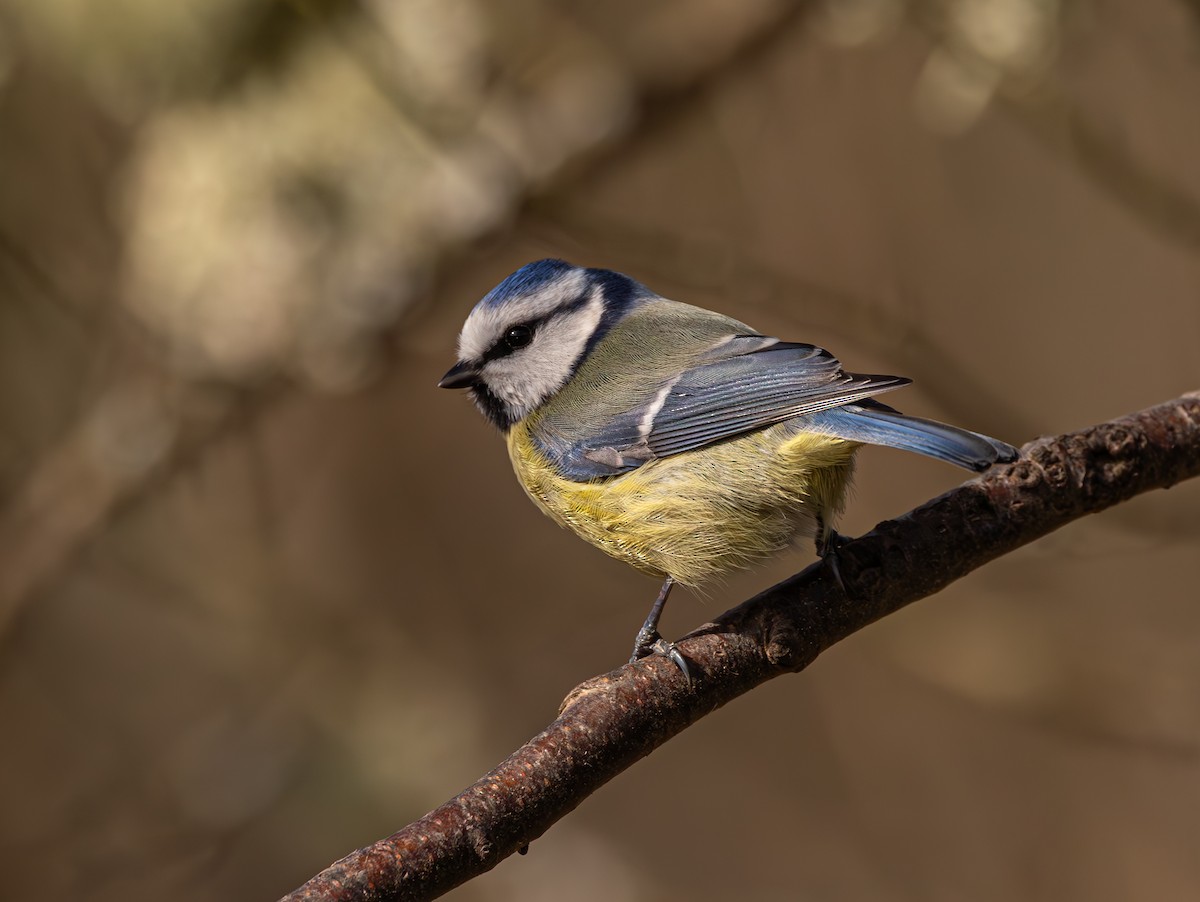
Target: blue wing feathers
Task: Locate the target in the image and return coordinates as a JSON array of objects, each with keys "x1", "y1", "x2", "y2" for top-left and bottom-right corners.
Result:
[{"x1": 642, "y1": 342, "x2": 909, "y2": 455}]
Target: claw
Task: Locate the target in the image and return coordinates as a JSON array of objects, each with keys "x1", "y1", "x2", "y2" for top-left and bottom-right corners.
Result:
[
  {"x1": 823, "y1": 539, "x2": 848, "y2": 595},
  {"x1": 815, "y1": 517, "x2": 851, "y2": 596},
  {"x1": 629, "y1": 631, "x2": 691, "y2": 684},
  {"x1": 655, "y1": 638, "x2": 692, "y2": 684}
]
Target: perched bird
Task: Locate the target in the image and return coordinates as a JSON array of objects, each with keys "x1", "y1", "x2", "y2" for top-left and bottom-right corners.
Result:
[{"x1": 439, "y1": 259, "x2": 1018, "y2": 677}]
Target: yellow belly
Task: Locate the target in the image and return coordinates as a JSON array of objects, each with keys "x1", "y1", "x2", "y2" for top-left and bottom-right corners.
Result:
[{"x1": 506, "y1": 422, "x2": 858, "y2": 588}]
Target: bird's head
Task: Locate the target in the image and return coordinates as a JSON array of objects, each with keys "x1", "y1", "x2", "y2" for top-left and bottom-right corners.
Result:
[{"x1": 439, "y1": 259, "x2": 652, "y2": 430}]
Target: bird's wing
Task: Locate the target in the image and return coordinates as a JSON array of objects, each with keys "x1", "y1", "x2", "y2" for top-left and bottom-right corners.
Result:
[
  {"x1": 533, "y1": 335, "x2": 910, "y2": 480},
  {"x1": 641, "y1": 341, "x2": 909, "y2": 456}
]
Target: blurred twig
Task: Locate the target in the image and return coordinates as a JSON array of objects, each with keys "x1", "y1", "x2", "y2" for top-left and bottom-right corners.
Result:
[
  {"x1": 910, "y1": 0, "x2": 1200, "y2": 254},
  {"x1": 0, "y1": 373, "x2": 257, "y2": 637},
  {"x1": 0, "y1": 227, "x2": 89, "y2": 328},
  {"x1": 281, "y1": 391, "x2": 1200, "y2": 902}
]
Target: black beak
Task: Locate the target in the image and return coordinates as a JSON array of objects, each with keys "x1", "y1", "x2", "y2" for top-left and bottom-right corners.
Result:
[{"x1": 438, "y1": 361, "x2": 481, "y2": 389}]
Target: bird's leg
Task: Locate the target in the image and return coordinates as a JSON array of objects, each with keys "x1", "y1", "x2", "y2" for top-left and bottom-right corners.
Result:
[
  {"x1": 815, "y1": 513, "x2": 850, "y2": 595},
  {"x1": 629, "y1": 576, "x2": 690, "y2": 682},
  {"x1": 630, "y1": 576, "x2": 673, "y2": 662}
]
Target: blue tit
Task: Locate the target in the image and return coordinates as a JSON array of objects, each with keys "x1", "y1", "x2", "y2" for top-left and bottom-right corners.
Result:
[{"x1": 439, "y1": 259, "x2": 1018, "y2": 676}]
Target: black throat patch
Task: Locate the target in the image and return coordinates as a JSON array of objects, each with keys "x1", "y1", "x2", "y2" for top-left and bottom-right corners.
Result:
[{"x1": 470, "y1": 383, "x2": 515, "y2": 432}]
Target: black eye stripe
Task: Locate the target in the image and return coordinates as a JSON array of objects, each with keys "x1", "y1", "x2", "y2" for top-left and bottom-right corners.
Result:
[
  {"x1": 481, "y1": 292, "x2": 593, "y2": 363},
  {"x1": 482, "y1": 320, "x2": 537, "y2": 362}
]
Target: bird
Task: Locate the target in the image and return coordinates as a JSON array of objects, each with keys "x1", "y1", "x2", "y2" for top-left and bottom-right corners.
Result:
[{"x1": 439, "y1": 259, "x2": 1018, "y2": 679}]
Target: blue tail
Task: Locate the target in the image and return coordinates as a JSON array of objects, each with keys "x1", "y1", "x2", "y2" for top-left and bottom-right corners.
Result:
[{"x1": 805, "y1": 402, "x2": 1019, "y2": 472}]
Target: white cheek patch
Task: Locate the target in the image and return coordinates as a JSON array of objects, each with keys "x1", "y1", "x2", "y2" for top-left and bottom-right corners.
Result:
[
  {"x1": 484, "y1": 288, "x2": 604, "y2": 421},
  {"x1": 458, "y1": 268, "x2": 589, "y2": 363}
]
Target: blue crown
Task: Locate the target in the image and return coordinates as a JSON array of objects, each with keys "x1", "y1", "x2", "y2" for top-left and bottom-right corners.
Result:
[{"x1": 479, "y1": 259, "x2": 575, "y2": 308}]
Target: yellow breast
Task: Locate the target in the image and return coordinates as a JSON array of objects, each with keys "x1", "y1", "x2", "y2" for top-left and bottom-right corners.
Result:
[{"x1": 505, "y1": 422, "x2": 859, "y2": 587}]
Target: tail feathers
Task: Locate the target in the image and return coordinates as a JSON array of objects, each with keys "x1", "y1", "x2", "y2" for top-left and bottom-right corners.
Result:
[{"x1": 807, "y1": 405, "x2": 1019, "y2": 472}]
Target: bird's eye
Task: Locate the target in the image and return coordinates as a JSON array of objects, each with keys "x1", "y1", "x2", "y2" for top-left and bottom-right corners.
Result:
[{"x1": 504, "y1": 325, "x2": 534, "y2": 350}]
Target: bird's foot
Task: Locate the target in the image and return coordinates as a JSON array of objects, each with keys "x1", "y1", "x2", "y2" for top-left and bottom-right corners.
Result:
[
  {"x1": 629, "y1": 627, "x2": 691, "y2": 684},
  {"x1": 626, "y1": 576, "x2": 690, "y2": 682},
  {"x1": 817, "y1": 527, "x2": 852, "y2": 596}
]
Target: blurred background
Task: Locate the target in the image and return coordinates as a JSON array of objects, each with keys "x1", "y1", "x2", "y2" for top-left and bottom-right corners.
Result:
[{"x1": 1, "y1": 1, "x2": 1198, "y2": 900}]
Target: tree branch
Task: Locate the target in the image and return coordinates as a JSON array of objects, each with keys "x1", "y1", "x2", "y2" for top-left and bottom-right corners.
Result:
[{"x1": 281, "y1": 392, "x2": 1200, "y2": 902}]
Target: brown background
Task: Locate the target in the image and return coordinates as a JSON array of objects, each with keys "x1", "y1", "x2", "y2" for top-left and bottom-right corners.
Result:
[{"x1": 2, "y1": 2, "x2": 1198, "y2": 900}]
